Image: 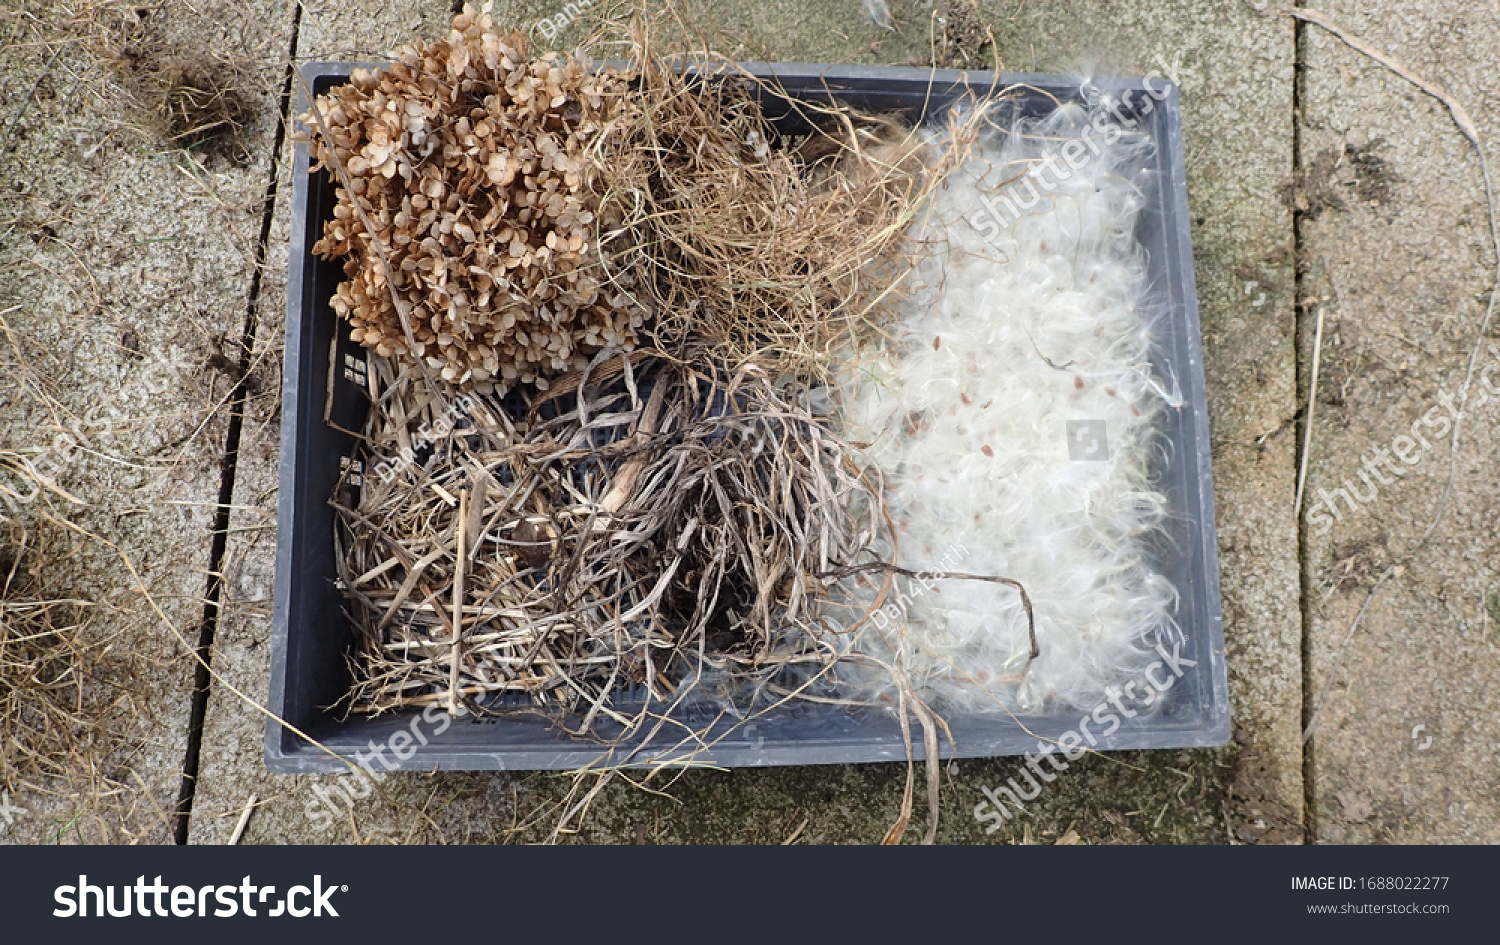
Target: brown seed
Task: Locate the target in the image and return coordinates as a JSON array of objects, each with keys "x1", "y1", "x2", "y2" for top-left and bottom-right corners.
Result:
[
  {"x1": 981, "y1": 444, "x2": 994, "y2": 457},
  {"x1": 933, "y1": 336, "x2": 941, "y2": 350},
  {"x1": 1073, "y1": 375, "x2": 1084, "y2": 390},
  {"x1": 960, "y1": 392, "x2": 972, "y2": 405},
  {"x1": 511, "y1": 517, "x2": 552, "y2": 570}
]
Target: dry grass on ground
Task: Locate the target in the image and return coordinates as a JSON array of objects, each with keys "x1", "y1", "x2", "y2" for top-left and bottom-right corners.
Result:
[{"x1": 0, "y1": 463, "x2": 164, "y2": 843}]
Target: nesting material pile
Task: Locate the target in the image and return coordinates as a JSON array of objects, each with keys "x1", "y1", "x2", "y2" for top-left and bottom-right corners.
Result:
[
  {"x1": 303, "y1": 8, "x2": 642, "y2": 390},
  {"x1": 603, "y1": 59, "x2": 931, "y2": 375},
  {"x1": 309, "y1": 5, "x2": 1185, "y2": 836},
  {"x1": 338, "y1": 354, "x2": 877, "y2": 727},
  {"x1": 836, "y1": 97, "x2": 1179, "y2": 714},
  {"x1": 315, "y1": 6, "x2": 964, "y2": 738}
]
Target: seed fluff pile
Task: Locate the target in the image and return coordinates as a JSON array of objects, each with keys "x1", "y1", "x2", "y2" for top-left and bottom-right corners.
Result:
[{"x1": 835, "y1": 94, "x2": 1182, "y2": 715}]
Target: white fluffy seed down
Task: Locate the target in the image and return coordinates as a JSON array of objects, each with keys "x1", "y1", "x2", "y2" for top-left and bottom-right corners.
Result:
[{"x1": 837, "y1": 98, "x2": 1182, "y2": 715}]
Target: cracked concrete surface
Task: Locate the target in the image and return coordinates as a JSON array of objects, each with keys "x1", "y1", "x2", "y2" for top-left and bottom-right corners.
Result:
[
  {"x1": 1295, "y1": 0, "x2": 1500, "y2": 843},
  {"x1": 1, "y1": 0, "x2": 295, "y2": 842}
]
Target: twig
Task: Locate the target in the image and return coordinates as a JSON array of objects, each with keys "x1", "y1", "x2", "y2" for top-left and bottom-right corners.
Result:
[
  {"x1": 1293, "y1": 305, "x2": 1324, "y2": 519},
  {"x1": 227, "y1": 792, "x2": 258, "y2": 845},
  {"x1": 782, "y1": 816, "x2": 809, "y2": 844},
  {"x1": 1283, "y1": 7, "x2": 1483, "y2": 148},
  {"x1": 450, "y1": 488, "x2": 468, "y2": 716}
]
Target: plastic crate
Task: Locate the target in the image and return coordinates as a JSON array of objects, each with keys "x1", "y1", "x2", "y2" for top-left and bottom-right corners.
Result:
[{"x1": 266, "y1": 61, "x2": 1228, "y2": 772}]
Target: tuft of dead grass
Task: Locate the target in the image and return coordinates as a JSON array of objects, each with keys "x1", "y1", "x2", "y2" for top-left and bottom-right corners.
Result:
[
  {"x1": 0, "y1": 519, "x2": 95, "y2": 788},
  {"x1": 0, "y1": 486, "x2": 151, "y2": 840},
  {"x1": 338, "y1": 351, "x2": 881, "y2": 732},
  {"x1": 69, "y1": 1, "x2": 257, "y2": 164},
  {"x1": 589, "y1": 11, "x2": 953, "y2": 380}
]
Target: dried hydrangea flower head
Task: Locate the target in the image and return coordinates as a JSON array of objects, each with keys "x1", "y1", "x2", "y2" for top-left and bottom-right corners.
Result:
[{"x1": 302, "y1": 3, "x2": 642, "y2": 391}]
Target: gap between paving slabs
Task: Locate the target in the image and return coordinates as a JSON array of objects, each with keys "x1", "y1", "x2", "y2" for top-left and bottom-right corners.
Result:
[
  {"x1": 172, "y1": 0, "x2": 305, "y2": 845},
  {"x1": 1287, "y1": 0, "x2": 1318, "y2": 845}
]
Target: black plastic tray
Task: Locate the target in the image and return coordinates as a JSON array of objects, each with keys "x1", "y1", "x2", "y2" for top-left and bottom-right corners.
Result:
[{"x1": 266, "y1": 61, "x2": 1228, "y2": 772}]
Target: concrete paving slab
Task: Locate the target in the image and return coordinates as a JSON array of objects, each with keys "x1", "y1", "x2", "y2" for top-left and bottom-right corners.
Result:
[
  {"x1": 0, "y1": 0, "x2": 296, "y2": 842},
  {"x1": 1296, "y1": 0, "x2": 1500, "y2": 842}
]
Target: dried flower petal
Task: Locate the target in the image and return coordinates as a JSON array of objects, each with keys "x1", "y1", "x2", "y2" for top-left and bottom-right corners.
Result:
[{"x1": 302, "y1": 14, "x2": 641, "y2": 393}]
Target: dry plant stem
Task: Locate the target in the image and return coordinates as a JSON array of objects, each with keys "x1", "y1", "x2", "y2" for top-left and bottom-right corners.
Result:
[
  {"x1": 608, "y1": 445, "x2": 947, "y2": 843},
  {"x1": 1283, "y1": 7, "x2": 1483, "y2": 146},
  {"x1": 1293, "y1": 305, "x2": 1324, "y2": 519},
  {"x1": 450, "y1": 487, "x2": 468, "y2": 715},
  {"x1": 0, "y1": 450, "x2": 88, "y2": 508},
  {"x1": 825, "y1": 472, "x2": 940, "y2": 846},
  {"x1": 228, "y1": 793, "x2": 258, "y2": 845},
  {"x1": 912, "y1": 687, "x2": 942, "y2": 843},
  {"x1": 600, "y1": 377, "x2": 666, "y2": 513},
  {"x1": 882, "y1": 677, "x2": 917, "y2": 845},
  {"x1": 824, "y1": 562, "x2": 1039, "y2": 663}
]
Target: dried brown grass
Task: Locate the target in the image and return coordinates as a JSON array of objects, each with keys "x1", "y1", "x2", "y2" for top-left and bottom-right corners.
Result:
[
  {"x1": 589, "y1": 14, "x2": 950, "y2": 380},
  {"x1": 70, "y1": 1, "x2": 257, "y2": 164},
  {"x1": 0, "y1": 477, "x2": 153, "y2": 841},
  {"x1": 338, "y1": 350, "x2": 880, "y2": 731}
]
